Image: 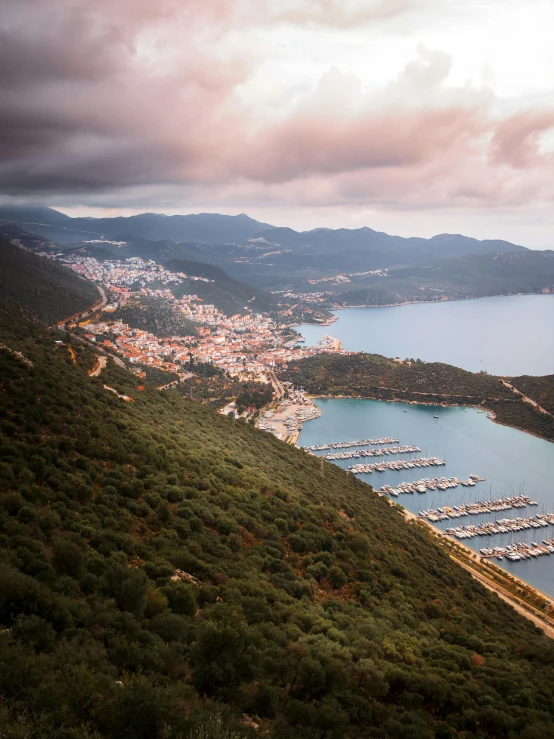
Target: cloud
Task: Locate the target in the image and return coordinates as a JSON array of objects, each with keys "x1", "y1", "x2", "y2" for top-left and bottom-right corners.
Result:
[{"x1": 0, "y1": 0, "x2": 553, "y2": 223}]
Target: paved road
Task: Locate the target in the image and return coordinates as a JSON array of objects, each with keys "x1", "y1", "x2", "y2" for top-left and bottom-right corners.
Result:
[
  {"x1": 453, "y1": 557, "x2": 554, "y2": 639},
  {"x1": 55, "y1": 283, "x2": 108, "y2": 328},
  {"x1": 500, "y1": 379, "x2": 552, "y2": 416},
  {"x1": 269, "y1": 370, "x2": 285, "y2": 399}
]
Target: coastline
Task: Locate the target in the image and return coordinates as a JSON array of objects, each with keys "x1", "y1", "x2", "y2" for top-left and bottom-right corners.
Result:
[{"x1": 328, "y1": 291, "x2": 553, "y2": 313}]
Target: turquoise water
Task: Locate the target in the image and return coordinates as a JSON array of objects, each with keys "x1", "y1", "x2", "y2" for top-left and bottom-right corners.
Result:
[
  {"x1": 299, "y1": 399, "x2": 554, "y2": 597},
  {"x1": 296, "y1": 294, "x2": 554, "y2": 376}
]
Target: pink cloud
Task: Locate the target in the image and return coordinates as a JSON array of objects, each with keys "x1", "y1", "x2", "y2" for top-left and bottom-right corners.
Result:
[{"x1": 0, "y1": 0, "x2": 554, "y2": 222}]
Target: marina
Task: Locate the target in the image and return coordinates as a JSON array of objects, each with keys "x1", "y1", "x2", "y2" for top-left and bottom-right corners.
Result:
[
  {"x1": 480, "y1": 539, "x2": 554, "y2": 561},
  {"x1": 298, "y1": 398, "x2": 554, "y2": 597},
  {"x1": 446, "y1": 513, "x2": 554, "y2": 539},
  {"x1": 320, "y1": 444, "x2": 421, "y2": 460},
  {"x1": 378, "y1": 474, "x2": 481, "y2": 495},
  {"x1": 349, "y1": 456, "x2": 446, "y2": 475},
  {"x1": 419, "y1": 494, "x2": 537, "y2": 521},
  {"x1": 303, "y1": 437, "x2": 399, "y2": 451}
]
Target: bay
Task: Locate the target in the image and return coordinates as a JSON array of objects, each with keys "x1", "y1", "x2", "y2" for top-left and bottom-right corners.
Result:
[
  {"x1": 299, "y1": 398, "x2": 554, "y2": 598},
  {"x1": 295, "y1": 294, "x2": 554, "y2": 376}
]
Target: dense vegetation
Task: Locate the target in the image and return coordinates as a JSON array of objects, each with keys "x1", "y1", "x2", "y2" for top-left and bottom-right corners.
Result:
[
  {"x1": 0, "y1": 238, "x2": 99, "y2": 324},
  {"x1": 167, "y1": 260, "x2": 280, "y2": 317},
  {"x1": 112, "y1": 297, "x2": 198, "y2": 338},
  {"x1": 177, "y1": 367, "x2": 273, "y2": 412},
  {"x1": 1, "y1": 299, "x2": 554, "y2": 738},
  {"x1": 281, "y1": 354, "x2": 554, "y2": 442},
  {"x1": 509, "y1": 375, "x2": 554, "y2": 415},
  {"x1": 324, "y1": 252, "x2": 554, "y2": 308},
  {"x1": 281, "y1": 354, "x2": 513, "y2": 404},
  {"x1": 486, "y1": 400, "x2": 554, "y2": 442}
]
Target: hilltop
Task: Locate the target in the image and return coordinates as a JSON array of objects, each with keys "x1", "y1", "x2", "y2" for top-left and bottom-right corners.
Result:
[{"x1": 0, "y1": 257, "x2": 554, "y2": 737}]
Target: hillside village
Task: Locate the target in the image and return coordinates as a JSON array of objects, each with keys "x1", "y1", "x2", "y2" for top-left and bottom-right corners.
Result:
[{"x1": 57, "y1": 254, "x2": 343, "y2": 380}]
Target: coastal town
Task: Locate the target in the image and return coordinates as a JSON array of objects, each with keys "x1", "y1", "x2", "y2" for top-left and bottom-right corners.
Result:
[{"x1": 51, "y1": 252, "x2": 343, "y2": 438}]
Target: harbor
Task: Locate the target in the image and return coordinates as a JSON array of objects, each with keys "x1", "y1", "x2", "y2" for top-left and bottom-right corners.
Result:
[
  {"x1": 480, "y1": 539, "x2": 554, "y2": 561},
  {"x1": 303, "y1": 437, "x2": 399, "y2": 451},
  {"x1": 349, "y1": 456, "x2": 446, "y2": 475},
  {"x1": 320, "y1": 444, "x2": 421, "y2": 460},
  {"x1": 298, "y1": 398, "x2": 554, "y2": 597},
  {"x1": 419, "y1": 494, "x2": 537, "y2": 521},
  {"x1": 446, "y1": 513, "x2": 554, "y2": 539}
]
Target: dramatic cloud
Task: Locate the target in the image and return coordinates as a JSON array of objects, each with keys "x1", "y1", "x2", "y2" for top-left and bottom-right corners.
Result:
[{"x1": 1, "y1": 0, "x2": 554, "y2": 243}]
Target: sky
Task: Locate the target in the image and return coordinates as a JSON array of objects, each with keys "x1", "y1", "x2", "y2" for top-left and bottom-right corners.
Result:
[{"x1": 1, "y1": 0, "x2": 554, "y2": 246}]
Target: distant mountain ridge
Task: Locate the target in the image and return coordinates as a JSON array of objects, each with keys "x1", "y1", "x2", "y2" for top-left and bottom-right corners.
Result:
[
  {"x1": 0, "y1": 206, "x2": 527, "y2": 263},
  {"x1": 0, "y1": 206, "x2": 273, "y2": 245},
  {"x1": 250, "y1": 225, "x2": 526, "y2": 271}
]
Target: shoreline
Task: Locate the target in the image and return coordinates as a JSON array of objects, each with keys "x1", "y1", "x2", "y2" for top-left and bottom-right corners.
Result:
[{"x1": 328, "y1": 291, "x2": 554, "y2": 313}]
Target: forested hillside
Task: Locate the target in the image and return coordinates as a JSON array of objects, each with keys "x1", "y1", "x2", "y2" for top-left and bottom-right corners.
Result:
[
  {"x1": 167, "y1": 260, "x2": 280, "y2": 316},
  {"x1": 0, "y1": 238, "x2": 99, "y2": 324},
  {"x1": 281, "y1": 354, "x2": 512, "y2": 403},
  {"x1": 112, "y1": 297, "x2": 198, "y2": 338},
  {"x1": 1, "y1": 300, "x2": 554, "y2": 738}
]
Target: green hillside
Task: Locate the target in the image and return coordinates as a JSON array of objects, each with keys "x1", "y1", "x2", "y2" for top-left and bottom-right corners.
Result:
[
  {"x1": 167, "y1": 259, "x2": 280, "y2": 316},
  {"x1": 0, "y1": 237, "x2": 99, "y2": 324},
  {"x1": 1, "y1": 300, "x2": 554, "y2": 738},
  {"x1": 112, "y1": 297, "x2": 198, "y2": 338}
]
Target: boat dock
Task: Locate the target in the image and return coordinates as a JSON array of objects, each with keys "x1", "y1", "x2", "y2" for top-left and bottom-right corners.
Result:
[
  {"x1": 480, "y1": 538, "x2": 554, "y2": 561},
  {"x1": 419, "y1": 495, "x2": 537, "y2": 521},
  {"x1": 447, "y1": 513, "x2": 554, "y2": 539},
  {"x1": 350, "y1": 456, "x2": 445, "y2": 474},
  {"x1": 322, "y1": 444, "x2": 421, "y2": 460},
  {"x1": 303, "y1": 437, "x2": 399, "y2": 451},
  {"x1": 379, "y1": 473, "x2": 484, "y2": 495}
]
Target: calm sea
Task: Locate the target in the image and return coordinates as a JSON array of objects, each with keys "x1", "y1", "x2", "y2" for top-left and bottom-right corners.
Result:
[
  {"x1": 296, "y1": 294, "x2": 554, "y2": 376},
  {"x1": 299, "y1": 399, "x2": 554, "y2": 598}
]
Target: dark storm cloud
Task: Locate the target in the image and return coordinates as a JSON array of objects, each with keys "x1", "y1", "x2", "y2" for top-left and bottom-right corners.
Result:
[{"x1": 1, "y1": 0, "x2": 553, "y2": 213}]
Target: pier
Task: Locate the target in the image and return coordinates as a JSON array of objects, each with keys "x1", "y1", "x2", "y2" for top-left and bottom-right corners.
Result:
[
  {"x1": 303, "y1": 437, "x2": 399, "y2": 451},
  {"x1": 447, "y1": 513, "x2": 554, "y2": 539},
  {"x1": 322, "y1": 444, "x2": 421, "y2": 460},
  {"x1": 379, "y1": 474, "x2": 484, "y2": 495},
  {"x1": 480, "y1": 538, "x2": 554, "y2": 561},
  {"x1": 419, "y1": 495, "x2": 537, "y2": 521},
  {"x1": 349, "y1": 456, "x2": 445, "y2": 474}
]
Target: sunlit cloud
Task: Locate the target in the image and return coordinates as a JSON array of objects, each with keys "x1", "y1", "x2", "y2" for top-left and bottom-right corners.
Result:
[{"x1": 1, "y1": 0, "x2": 554, "y2": 246}]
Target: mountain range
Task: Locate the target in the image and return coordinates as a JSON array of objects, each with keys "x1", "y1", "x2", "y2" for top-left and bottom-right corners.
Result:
[
  {"x1": 4, "y1": 205, "x2": 552, "y2": 306},
  {"x1": 0, "y1": 206, "x2": 526, "y2": 265}
]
